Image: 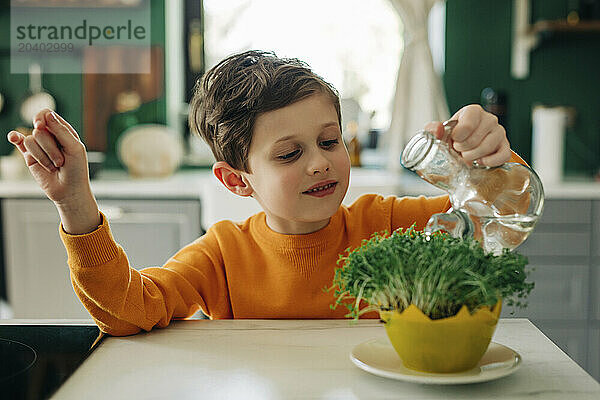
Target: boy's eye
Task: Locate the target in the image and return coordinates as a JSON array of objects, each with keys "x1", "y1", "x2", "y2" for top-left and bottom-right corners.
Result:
[
  {"x1": 320, "y1": 139, "x2": 339, "y2": 148},
  {"x1": 277, "y1": 149, "x2": 301, "y2": 161}
]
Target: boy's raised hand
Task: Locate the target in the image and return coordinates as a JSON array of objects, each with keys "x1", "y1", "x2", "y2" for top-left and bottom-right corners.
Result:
[
  {"x1": 6, "y1": 108, "x2": 101, "y2": 234},
  {"x1": 424, "y1": 104, "x2": 511, "y2": 167},
  {"x1": 7, "y1": 108, "x2": 89, "y2": 203}
]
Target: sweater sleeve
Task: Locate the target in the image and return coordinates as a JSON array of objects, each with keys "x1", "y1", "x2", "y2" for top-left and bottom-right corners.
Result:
[
  {"x1": 509, "y1": 150, "x2": 527, "y2": 165},
  {"x1": 390, "y1": 194, "x2": 451, "y2": 232},
  {"x1": 60, "y1": 212, "x2": 230, "y2": 336}
]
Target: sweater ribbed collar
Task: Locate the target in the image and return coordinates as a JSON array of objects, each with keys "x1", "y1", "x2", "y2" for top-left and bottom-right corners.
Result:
[{"x1": 251, "y1": 207, "x2": 345, "y2": 251}]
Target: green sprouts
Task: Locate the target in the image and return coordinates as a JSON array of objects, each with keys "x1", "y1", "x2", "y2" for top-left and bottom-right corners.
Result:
[{"x1": 326, "y1": 225, "x2": 534, "y2": 320}]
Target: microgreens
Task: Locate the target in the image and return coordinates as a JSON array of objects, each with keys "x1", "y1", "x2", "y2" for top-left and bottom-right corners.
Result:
[{"x1": 325, "y1": 225, "x2": 534, "y2": 320}]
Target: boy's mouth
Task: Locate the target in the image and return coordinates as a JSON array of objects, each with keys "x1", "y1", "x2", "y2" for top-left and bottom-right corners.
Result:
[{"x1": 302, "y1": 180, "x2": 337, "y2": 197}]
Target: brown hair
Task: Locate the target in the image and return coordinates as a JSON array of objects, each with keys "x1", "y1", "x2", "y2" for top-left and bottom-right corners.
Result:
[{"x1": 188, "y1": 50, "x2": 341, "y2": 173}]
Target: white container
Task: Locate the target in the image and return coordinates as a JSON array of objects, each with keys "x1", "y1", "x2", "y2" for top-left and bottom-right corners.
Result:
[{"x1": 531, "y1": 105, "x2": 569, "y2": 185}]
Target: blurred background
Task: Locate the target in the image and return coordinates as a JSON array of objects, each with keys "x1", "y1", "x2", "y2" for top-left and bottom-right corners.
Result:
[{"x1": 0, "y1": 0, "x2": 599, "y2": 176}]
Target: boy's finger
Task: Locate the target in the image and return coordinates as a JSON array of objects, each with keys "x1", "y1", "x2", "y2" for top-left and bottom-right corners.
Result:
[
  {"x1": 34, "y1": 109, "x2": 81, "y2": 141},
  {"x1": 451, "y1": 106, "x2": 482, "y2": 143},
  {"x1": 423, "y1": 122, "x2": 443, "y2": 139},
  {"x1": 23, "y1": 135, "x2": 57, "y2": 173},
  {"x1": 453, "y1": 127, "x2": 487, "y2": 152},
  {"x1": 44, "y1": 110, "x2": 80, "y2": 140},
  {"x1": 8, "y1": 132, "x2": 43, "y2": 170},
  {"x1": 459, "y1": 115, "x2": 498, "y2": 152},
  {"x1": 479, "y1": 145, "x2": 511, "y2": 167},
  {"x1": 458, "y1": 128, "x2": 502, "y2": 164},
  {"x1": 43, "y1": 111, "x2": 81, "y2": 153},
  {"x1": 32, "y1": 128, "x2": 65, "y2": 168},
  {"x1": 32, "y1": 107, "x2": 55, "y2": 130},
  {"x1": 7, "y1": 130, "x2": 28, "y2": 154}
]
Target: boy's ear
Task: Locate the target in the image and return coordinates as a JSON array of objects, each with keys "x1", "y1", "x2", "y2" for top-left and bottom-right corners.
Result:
[{"x1": 212, "y1": 161, "x2": 254, "y2": 197}]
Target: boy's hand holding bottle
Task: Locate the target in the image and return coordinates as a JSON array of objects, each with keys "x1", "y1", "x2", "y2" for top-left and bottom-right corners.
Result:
[
  {"x1": 6, "y1": 108, "x2": 101, "y2": 234},
  {"x1": 424, "y1": 104, "x2": 511, "y2": 168}
]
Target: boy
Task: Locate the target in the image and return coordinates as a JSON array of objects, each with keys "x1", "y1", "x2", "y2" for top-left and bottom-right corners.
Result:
[{"x1": 6, "y1": 50, "x2": 521, "y2": 336}]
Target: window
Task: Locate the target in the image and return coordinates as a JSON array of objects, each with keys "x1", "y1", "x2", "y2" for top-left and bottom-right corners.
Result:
[{"x1": 203, "y1": 0, "x2": 403, "y2": 131}]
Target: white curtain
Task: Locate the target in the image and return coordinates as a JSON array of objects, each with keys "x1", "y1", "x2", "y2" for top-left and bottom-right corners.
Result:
[{"x1": 382, "y1": 0, "x2": 450, "y2": 172}]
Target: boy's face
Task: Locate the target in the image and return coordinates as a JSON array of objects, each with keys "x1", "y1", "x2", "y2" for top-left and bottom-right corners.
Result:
[{"x1": 242, "y1": 93, "x2": 351, "y2": 234}]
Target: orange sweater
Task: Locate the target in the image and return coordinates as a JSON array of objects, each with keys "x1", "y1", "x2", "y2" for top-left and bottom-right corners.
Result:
[
  {"x1": 60, "y1": 153, "x2": 526, "y2": 337},
  {"x1": 60, "y1": 193, "x2": 450, "y2": 336}
]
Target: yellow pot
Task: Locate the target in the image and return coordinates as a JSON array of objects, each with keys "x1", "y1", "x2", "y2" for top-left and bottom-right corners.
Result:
[{"x1": 379, "y1": 300, "x2": 502, "y2": 373}]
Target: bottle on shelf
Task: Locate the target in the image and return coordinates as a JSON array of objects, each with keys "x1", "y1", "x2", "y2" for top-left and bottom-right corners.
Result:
[
  {"x1": 345, "y1": 120, "x2": 362, "y2": 167},
  {"x1": 481, "y1": 87, "x2": 507, "y2": 128}
]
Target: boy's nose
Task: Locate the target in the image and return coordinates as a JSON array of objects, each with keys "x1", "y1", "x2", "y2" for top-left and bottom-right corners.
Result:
[
  {"x1": 312, "y1": 166, "x2": 330, "y2": 175},
  {"x1": 309, "y1": 153, "x2": 331, "y2": 175}
]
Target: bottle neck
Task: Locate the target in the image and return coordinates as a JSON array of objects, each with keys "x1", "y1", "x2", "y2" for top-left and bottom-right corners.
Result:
[
  {"x1": 401, "y1": 130, "x2": 465, "y2": 192},
  {"x1": 401, "y1": 130, "x2": 434, "y2": 170}
]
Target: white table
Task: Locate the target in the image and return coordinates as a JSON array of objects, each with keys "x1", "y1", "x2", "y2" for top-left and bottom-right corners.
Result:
[{"x1": 49, "y1": 319, "x2": 600, "y2": 400}]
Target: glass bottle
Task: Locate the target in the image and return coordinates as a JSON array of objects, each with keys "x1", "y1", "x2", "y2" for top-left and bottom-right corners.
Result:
[
  {"x1": 345, "y1": 121, "x2": 362, "y2": 167},
  {"x1": 401, "y1": 120, "x2": 545, "y2": 255}
]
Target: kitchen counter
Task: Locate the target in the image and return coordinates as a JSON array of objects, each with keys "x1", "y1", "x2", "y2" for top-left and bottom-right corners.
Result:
[
  {"x1": 0, "y1": 170, "x2": 210, "y2": 199},
  {"x1": 16, "y1": 319, "x2": 592, "y2": 399},
  {"x1": 0, "y1": 168, "x2": 415, "y2": 199},
  {"x1": 1, "y1": 168, "x2": 599, "y2": 199}
]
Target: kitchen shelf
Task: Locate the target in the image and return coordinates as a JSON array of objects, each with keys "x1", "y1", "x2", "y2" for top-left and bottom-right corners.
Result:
[
  {"x1": 511, "y1": 0, "x2": 600, "y2": 79},
  {"x1": 11, "y1": 0, "x2": 145, "y2": 7},
  {"x1": 531, "y1": 19, "x2": 600, "y2": 35}
]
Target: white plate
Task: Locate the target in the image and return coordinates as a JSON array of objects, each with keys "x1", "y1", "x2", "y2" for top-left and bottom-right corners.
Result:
[
  {"x1": 351, "y1": 337, "x2": 521, "y2": 384},
  {"x1": 117, "y1": 124, "x2": 184, "y2": 178}
]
